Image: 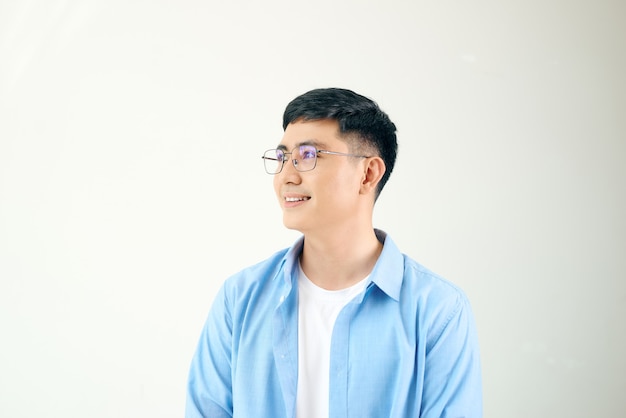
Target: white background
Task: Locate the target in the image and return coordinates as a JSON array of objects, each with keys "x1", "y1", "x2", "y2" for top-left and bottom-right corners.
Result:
[{"x1": 1, "y1": 0, "x2": 624, "y2": 416}]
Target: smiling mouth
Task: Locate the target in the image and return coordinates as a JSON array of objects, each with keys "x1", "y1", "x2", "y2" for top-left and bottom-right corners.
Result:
[{"x1": 285, "y1": 196, "x2": 310, "y2": 202}]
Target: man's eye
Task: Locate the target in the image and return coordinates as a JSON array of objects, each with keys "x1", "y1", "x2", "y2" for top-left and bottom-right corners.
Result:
[
  {"x1": 300, "y1": 147, "x2": 317, "y2": 160},
  {"x1": 276, "y1": 151, "x2": 285, "y2": 161}
]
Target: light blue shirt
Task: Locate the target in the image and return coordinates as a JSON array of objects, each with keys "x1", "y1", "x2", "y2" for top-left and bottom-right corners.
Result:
[{"x1": 186, "y1": 230, "x2": 482, "y2": 417}]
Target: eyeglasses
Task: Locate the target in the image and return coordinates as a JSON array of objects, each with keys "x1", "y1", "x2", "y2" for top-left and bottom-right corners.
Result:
[{"x1": 261, "y1": 145, "x2": 371, "y2": 174}]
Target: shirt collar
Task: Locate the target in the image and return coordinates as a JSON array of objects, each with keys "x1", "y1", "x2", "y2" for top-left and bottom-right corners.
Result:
[
  {"x1": 369, "y1": 229, "x2": 404, "y2": 301},
  {"x1": 278, "y1": 229, "x2": 404, "y2": 301},
  {"x1": 278, "y1": 235, "x2": 304, "y2": 289}
]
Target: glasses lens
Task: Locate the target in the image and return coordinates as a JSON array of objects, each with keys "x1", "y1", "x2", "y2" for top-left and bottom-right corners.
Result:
[
  {"x1": 263, "y1": 149, "x2": 283, "y2": 174},
  {"x1": 294, "y1": 145, "x2": 317, "y2": 171}
]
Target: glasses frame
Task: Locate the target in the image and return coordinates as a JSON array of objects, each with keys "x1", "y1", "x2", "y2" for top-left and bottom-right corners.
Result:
[{"x1": 261, "y1": 146, "x2": 371, "y2": 174}]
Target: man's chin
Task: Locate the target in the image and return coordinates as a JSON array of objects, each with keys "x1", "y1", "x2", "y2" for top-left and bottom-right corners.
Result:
[
  {"x1": 283, "y1": 223, "x2": 304, "y2": 233},
  {"x1": 282, "y1": 216, "x2": 306, "y2": 233}
]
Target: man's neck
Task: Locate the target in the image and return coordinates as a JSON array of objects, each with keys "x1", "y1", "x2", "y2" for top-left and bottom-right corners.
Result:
[{"x1": 299, "y1": 225, "x2": 383, "y2": 291}]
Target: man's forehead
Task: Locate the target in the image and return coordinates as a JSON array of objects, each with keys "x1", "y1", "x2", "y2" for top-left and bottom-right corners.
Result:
[{"x1": 278, "y1": 119, "x2": 341, "y2": 149}]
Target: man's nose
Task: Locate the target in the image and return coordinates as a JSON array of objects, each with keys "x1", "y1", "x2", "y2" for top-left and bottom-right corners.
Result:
[{"x1": 279, "y1": 155, "x2": 301, "y2": 181}]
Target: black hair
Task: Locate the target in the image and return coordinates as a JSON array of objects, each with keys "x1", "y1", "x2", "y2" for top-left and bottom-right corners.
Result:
[{"x1": 283, "y1": 88, "x2": 397, "y2": 198}]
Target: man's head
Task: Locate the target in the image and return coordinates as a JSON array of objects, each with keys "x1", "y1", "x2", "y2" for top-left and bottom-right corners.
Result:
[{"x1": 282, "y1": 88, "x2": 398, "y2": 198}]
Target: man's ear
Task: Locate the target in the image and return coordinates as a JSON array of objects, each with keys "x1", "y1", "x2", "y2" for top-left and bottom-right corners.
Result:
[{"x1": 360, "y1": 157, "x2": 386, "y2": 196}]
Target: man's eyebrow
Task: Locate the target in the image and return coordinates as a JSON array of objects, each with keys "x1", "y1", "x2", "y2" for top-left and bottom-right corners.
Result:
[{"x1": 276, "y1": 140, "x2": 325, "y2": 150}]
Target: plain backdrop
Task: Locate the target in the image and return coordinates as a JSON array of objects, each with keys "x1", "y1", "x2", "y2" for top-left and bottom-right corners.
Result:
[{"x1": 1, "y1": 0, "x2": 624, "y2": 417}]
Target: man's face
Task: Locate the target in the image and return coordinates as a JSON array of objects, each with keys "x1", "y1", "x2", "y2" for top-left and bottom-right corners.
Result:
[{"x1": 273, "y1": 119, "x2": 366, "y2": 234}]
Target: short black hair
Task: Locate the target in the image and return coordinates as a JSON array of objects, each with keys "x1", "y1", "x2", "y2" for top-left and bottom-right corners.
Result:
[{"x1": 283, "y1": 88, "x2": 398, "y2": 198}]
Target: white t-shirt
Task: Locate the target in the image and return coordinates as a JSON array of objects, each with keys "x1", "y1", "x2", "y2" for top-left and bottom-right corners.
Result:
[{"x1": 295, "y1": 263, "x2": 370, "y2": 418}]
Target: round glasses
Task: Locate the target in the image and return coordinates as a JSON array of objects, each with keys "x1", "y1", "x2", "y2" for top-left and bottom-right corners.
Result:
[{"x1": 261, "y1": 145, "x2": 370, "y2": 174}]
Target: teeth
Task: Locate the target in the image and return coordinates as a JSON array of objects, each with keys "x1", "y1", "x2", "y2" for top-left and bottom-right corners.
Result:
[{"x1": 285, "y1": 197, "x2": 309, "y2": 202}]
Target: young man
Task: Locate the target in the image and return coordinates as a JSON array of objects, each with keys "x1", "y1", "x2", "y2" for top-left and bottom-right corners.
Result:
[{"x1": 186, "y1": 88, "x2": 482, "y2": 417}]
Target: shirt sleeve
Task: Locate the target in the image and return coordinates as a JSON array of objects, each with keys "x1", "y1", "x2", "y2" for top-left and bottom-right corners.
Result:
[
  {"x1": 185, "y1": 285, "x2": 234, "y2": 418},
  {"x1": 420, "y1": 291, "x2": 483, "y2": 417}
]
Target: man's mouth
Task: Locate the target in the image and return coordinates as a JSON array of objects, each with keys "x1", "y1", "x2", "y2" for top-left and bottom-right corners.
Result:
[{"x1": 285, "y1": 196, "x2": 310, "y2": 202}]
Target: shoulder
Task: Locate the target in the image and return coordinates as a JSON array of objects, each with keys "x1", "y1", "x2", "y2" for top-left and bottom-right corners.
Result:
[
  {"x1": 371, "y1": 231, "x2": 469, "y2": 311},
  {"x1": 402, "y1": 256, "x2": 471, "y2": 316},
  {"x1": 402, "y1": 256, "x2": 467, "y2": 304},
  {"x1": 221, "y1": 247, "x2": 290, "y2": 298}
]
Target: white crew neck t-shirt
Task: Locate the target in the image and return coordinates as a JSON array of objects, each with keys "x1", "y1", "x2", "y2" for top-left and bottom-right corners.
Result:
[{"x1": 295, "y1": 263, "x2": 370, "y2": 418}]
